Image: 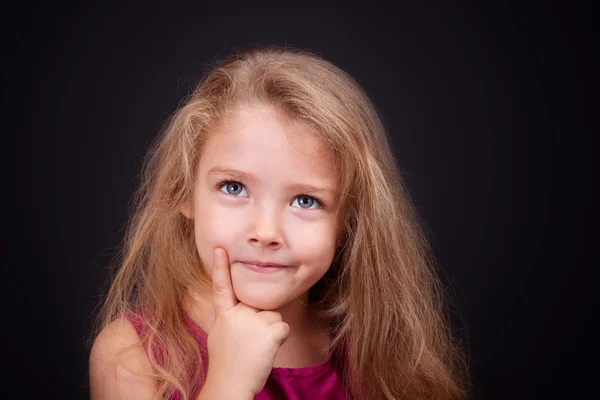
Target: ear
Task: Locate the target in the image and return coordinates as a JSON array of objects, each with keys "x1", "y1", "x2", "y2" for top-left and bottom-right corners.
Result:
[{"x1": 180, "y1": 199, "x2": 194, "y2": 219}]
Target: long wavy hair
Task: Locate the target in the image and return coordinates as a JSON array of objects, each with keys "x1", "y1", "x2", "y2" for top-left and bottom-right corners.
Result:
[{"x1": 89, "y1": 45, "x2": 470, "y2": 399}]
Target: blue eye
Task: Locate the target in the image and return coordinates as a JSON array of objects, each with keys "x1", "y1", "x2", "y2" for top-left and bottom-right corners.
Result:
[
  {"x1": 217, "y1": 180, "x2": 323, "y2": 209},
  {"x1": 292, "y1": 195, "x2": 321, "y2": 209},
  {"x1": 219, "y1": 181, "x2": 248, "y2": 197}
]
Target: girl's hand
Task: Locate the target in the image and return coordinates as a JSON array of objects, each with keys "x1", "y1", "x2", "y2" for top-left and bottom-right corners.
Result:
[{"x1": 204, "y1": 247, "x2": 290, "y2": 396}]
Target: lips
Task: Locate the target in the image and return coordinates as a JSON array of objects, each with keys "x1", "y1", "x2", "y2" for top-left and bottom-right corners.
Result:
[
  {"x1": 240, "y1": 260, "x2": 289, "y2": 268},
  {"x1": 239, "y1": 261, "x2": 290, "y2": 274}
]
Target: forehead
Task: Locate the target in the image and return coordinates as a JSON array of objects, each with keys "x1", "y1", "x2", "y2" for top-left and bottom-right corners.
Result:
[{"x1": 200, "y1": 105, "x2": 336, "y2": 183}]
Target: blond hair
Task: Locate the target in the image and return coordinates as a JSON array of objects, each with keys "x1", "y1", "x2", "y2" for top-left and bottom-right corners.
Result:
[{"x1": 90, "y1": 45, "x2": 470, "y2": 399}]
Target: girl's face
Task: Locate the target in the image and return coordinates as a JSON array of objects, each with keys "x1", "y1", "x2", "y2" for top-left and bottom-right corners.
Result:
[{"x1": 181, "y1": 104, "x2": 338, "y2": 310}]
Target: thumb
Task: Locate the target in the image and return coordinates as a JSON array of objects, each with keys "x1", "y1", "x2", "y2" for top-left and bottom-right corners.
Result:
[{"x1": 211, "y1": 247, "x2": 238, "y2": 316}]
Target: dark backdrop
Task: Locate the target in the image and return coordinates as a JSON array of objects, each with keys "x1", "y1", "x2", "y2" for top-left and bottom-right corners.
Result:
[{"x1": 3, "y1": 2, "x2": 593, "y2": 399}]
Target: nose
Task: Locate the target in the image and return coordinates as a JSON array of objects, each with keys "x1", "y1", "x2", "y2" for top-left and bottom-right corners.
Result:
[{"x1": 247, "y1": 206, "x2": 283, "y2": 250}]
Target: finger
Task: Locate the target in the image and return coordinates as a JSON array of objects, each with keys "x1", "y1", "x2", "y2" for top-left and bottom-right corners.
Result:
[
  {"x1": 211, "y1": 247, "x2": 238, "y2": 315},
  {"x1": 270, "y1": 321, "x2": 291, "y2": 346},
  {"x1": 256, "y1": 311, "x2": 283, "y2": 325}
]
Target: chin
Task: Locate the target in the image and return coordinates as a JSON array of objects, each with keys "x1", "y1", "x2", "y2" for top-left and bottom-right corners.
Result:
[{"x1": 235, "y1": 292, "x2": 288, "y2": 311}]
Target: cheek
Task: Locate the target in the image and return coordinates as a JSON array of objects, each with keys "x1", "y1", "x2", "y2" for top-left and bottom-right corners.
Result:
[
  {"x1": 193, "y1": 203, "x2": 244, "y2": 274},
  {"x1": 290, "y1": 220, "x2": 337, "y2": 270}
]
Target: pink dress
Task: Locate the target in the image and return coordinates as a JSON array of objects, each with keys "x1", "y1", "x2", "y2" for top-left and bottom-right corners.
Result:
[{"x1": 125, "y1": 311, "x2": 348, "y2": 399}]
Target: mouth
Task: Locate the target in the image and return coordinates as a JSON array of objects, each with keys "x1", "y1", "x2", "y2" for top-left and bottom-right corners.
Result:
[{"x1": 239, "y1": 261, "x2": 290, "y2": 274}]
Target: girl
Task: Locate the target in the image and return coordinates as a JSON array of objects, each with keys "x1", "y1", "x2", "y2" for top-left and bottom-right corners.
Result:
[{"x1": 89, "y1": 45, "x2": 469, "y2": 399}]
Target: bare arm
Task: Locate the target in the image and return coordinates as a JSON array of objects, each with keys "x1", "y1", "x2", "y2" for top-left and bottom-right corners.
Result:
[
  {"x1": 196, "y1": 376, "x2": 255, "y2": 400},
  {"x1": 89, "y1": 317, "x2": 157, "y2": 399},
  {"x1": 89, "y1": 317, "x2": 254, "y2": 400}
]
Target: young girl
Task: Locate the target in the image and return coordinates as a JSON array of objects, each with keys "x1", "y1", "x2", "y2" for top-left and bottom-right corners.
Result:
[{"x1": 89, "y1": 45, "x2": 469, "y2": 399}]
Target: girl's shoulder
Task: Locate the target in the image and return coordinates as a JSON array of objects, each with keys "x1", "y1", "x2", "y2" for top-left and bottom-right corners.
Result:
[{"x1": 89, "y1": 316, "x2": 157, "y2": 398}]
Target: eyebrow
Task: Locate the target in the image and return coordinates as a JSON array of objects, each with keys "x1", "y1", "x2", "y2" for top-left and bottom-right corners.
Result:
[{"x1": 207, "y1": 166, "x2": 335, "y2": 197}]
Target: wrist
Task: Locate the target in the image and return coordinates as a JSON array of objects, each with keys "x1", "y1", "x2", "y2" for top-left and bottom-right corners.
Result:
[{"x1": 199, "y1": 374, "x2": 254, "y2": 400}]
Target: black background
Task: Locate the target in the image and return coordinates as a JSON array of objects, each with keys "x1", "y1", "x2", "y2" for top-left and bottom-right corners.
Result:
[{"x1": 3, "y1": 2, "x2": 594, "y2": 399}]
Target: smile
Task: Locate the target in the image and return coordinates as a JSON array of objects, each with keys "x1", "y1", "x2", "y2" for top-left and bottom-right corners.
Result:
[{"x1": 240, "y1": 262, "x2": 289, "y2": 274}]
